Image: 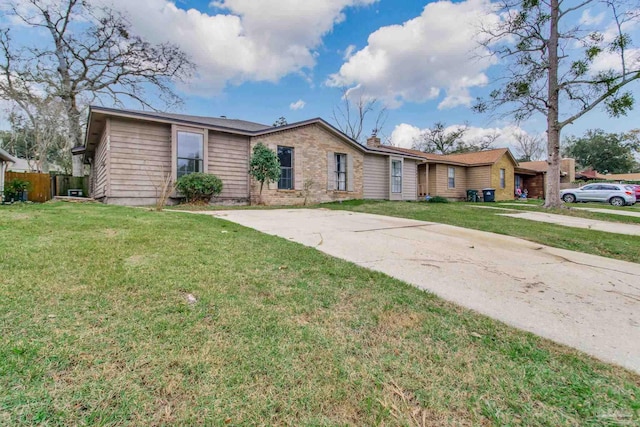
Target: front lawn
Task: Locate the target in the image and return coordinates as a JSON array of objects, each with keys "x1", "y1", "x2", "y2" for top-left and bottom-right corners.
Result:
[
  {"x1": 1, "y1": 202, "x2": 638, "y2": 425},
  {"x1": 325, "y1": 200, "x2": 640, "y2": 263}
]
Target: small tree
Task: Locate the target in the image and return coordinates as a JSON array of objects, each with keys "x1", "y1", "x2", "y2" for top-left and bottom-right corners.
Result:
[{"x1": 249, "y1": 142, "x2": 280, "y2": 204}]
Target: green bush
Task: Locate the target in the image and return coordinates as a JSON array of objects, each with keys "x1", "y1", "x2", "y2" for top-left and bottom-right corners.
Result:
[
  {"x1": 4, "y1": 179, "x2": 30, "y2": 201},
  {"x1": 427, "y1": 196, "x2": 449, "y2": 203},
  {"x1": 176, "y1": 173, "x2": 223, "y2": 204}
]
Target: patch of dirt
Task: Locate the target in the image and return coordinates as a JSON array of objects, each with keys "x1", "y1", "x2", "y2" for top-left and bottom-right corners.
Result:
[
  {"x1": 124, "y1": 255, "x2": 147, "y2": 266},
  {"x1": 103, "y1": 228, "x2": 119, "y2": 238}
]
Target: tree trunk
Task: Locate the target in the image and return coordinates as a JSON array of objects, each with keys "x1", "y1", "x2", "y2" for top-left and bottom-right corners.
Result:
[{"x1": 544, "y1": 0, "x2": 562, "y2": 208}]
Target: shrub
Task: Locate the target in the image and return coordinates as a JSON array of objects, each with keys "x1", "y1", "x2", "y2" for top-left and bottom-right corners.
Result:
[
  {"x1": 176, "y1": 173, "x2": 223, "y2": 204},
  {"x1": 427, "y1": 196, "x2": 449, "y2": 203},
  {"x1": 4, "y1": 179, "x2": 30, "y2": 201}
]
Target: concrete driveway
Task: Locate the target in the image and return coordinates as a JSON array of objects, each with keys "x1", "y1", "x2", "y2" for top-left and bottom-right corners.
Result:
[{"x1": 201, "y1": 209, "x2": 640, "y2": 373}]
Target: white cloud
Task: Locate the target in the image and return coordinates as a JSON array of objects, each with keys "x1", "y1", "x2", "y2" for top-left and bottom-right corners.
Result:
[
  {"x1": 579, "y1": 9, "x2": 605, "y2": 26},
  {"x1": 389, "y1": 123, "x2": 423, "y2": 149},
  {"x1": 390, "y1": 122, "x2": 530, "y2": 152},
  {"x1": 92, "y1": 0, "x2": 377, "y2": 94},
  {"x1": 327, "y1": 0, "x2": 499, "y2": 109},
  {"x1": 289, "y1": 99, "x2": 306, "y2": 110},
  {"x1": 342, "y1": 44, "x2": 357, "y2": 60}
]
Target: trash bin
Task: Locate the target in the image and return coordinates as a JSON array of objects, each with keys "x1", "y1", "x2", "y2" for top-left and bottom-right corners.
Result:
[
  {"x1": 466, "y1": 189, "x2": 479, "y2": 202},
  {"x1": 482, "y1": 188, "x2": 496, "y2": 202}
]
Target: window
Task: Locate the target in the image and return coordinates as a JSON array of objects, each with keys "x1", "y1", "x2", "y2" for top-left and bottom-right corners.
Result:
[
  {"x1": 177, "y1": 131, "x2": 204, "y2": 178},
  {"x1": 500, "y1": 168, "x2": 506, "y2": 188},
  {"x1": 448, "y1": 167, "x2": 455, "y2": 188},
  {"x1": 392, "y1": 160, "x2": 402, "y2": 193},
  {"x1": 278, "y1": 146, "x2": 294, "y2": 190},
  {"x1": 335, "y1": 153, "x2": 347, "y2": 191},
  {"x1": 515, "y1": 175, "x2": 522, "y2": 190}
]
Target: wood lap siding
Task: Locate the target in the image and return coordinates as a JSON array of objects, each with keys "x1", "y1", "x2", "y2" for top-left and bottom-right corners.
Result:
[
  {"x1": 363, "y1": 154, "x2": 388, "y2": 199},
  {"x1": 434, "y1": 164, "x2": 467, "y2": 199},
  {"x1": 466, "y1": 166, "x2": 491, "y2": 191},
  {"x1": 208, "y1": 132, "x2": 250, "y2": 200},
  {"x1": 93, "y1": 126, "x2": 109, "y2": 198},
  {"x1": 402, "y1": 160, "x2": 418, "y2": 200},
  {"x1": 108, "y1": 118, "x2": 172, "y2": 199}
]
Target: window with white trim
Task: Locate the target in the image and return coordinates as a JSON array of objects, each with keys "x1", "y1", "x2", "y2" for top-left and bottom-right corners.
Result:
[
  {"x1": 335, "y1": 153, "x2": 346, "y2": 191},
  {"x1": 392, "y1": 160, "x2": 402, "y2": 193},
  {"x1": 177, "y1": 131, "x2": 204, "y2": 178},
  {"x1": 448, "y1": 167, "x2": 455, "y2": 188}
]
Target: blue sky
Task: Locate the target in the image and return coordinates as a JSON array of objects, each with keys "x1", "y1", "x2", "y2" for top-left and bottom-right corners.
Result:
[{"x1": 2, "y1": 0, "x2": 640, "y2": 152}]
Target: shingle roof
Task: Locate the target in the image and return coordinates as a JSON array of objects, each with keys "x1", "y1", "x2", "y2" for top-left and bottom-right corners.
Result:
[
  {"x1": 517, "y1": 160, "x2": 548, "y2": 172},
  {"x1": 91, "y1": 106, "x2": 271, "y2": 132},
  {"x1": 437, "y1": 148, "x2": 511, "y2": 165},
  {"x1": 373, "y1": 146, "x2": 514, "y2": 166}
]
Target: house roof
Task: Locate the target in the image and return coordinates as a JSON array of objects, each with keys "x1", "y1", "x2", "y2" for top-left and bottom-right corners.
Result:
[
  {"x1": 596, "y1": 172, "x2": 640, "y2": 181},
  {"x1": 371, "y1": 146, "x2": 516, "y2": 167},
  {"x1": 89, "y1": 106, "x2": 272, "y2": 132},
  {"x1": 83, "y1": 106, "x2": 426, "y2": 161},
  {"x1": 0, "y1": 147, "x2": 18, "y2": 163},
  {"x1": 518, "y1": 160, "x2": 548, "y2": 172},
  {"x1": 437, "y1": 148, "x2": 515, "y2": 166}
]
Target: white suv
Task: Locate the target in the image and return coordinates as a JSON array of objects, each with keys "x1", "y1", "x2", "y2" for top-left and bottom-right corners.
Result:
[{"x1": 560, "y1": 184, "x2": 637, "y2": 206}]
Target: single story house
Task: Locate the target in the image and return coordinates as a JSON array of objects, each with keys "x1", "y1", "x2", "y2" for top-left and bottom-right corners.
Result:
[
  {"x1": 366, "y1": 142, "x2": 519, "y2": 201},
  {"x1": 0, "y1": 147, "x2": 18, "y2": 200},
  {"x1": 80, "y1": 107, "x2": 423, "y2": 206},
  {"x1": 516, "y1": 159, "x2": 576, "y2": 199},
  {"x1": 6, "y1": 157, "x2": 64, "y2": 173}
]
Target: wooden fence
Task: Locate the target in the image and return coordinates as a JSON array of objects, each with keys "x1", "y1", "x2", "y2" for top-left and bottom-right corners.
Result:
[{"x1": 5, "y1": 171, "x2": 52, "y2": 203}]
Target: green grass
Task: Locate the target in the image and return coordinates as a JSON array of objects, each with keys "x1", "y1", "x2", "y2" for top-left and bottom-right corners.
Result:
[
  {"x1": 1, "y1": 202, "x2": 639, "y2": 426},
  {"x1": 324, "y1": 200, "x2": 640, "y2": 263}
]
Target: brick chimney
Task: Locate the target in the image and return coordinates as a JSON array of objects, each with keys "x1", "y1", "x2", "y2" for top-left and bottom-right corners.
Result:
[{"x1": 367, "y1": 135, "x2": 381, "y2": 147}]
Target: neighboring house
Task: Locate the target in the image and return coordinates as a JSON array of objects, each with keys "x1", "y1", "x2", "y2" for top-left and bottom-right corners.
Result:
[
  {"x1": 81, "y1": 107, "x2": 422, "y2": 206},
  {"x1": 367, "y1": 142, "x2": 519, "y2": 201},
  {"x1": 576, "y1": 170, "x2": 640, "y2": 182},
  {"x1": 0, "y1": 147, "x2": 18, "y2": 199},
  {"x1": 7, "y1": 158, "x2": 64, "y2": 173},
  {"x1": 516, "y1": 159, "x2": 576, "y2": 199}
]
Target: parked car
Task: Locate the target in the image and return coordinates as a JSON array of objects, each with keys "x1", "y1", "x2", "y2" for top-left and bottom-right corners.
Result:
[
  {"x1": 560, "y1": 184, "x2": 636, "y2": 206},
  {"x1": 629, "y1": 184, "x2": 640, "y2": 199}
]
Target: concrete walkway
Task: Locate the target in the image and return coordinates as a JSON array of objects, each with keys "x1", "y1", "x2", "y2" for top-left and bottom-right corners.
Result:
[
  {"x1": 498, "y1": 203, "x2": 640, "y2": 218},
  {"x1": 194, "y1": 209, "x2": 640, "y2": 373},
  {"x1": 497, "y1": 211, "x2": 640, "y2": 235}
]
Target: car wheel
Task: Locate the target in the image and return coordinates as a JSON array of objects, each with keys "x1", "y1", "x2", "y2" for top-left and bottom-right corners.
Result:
[
  {"x1": 562, "y1": 194, "x2": 576, "y2": 203},
  {"x1": 610, "y1": 197, "x2": 624, "y2": 207}
]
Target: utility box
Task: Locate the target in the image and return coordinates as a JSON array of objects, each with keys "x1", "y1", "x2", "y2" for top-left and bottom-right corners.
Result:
[{"x1": 68, "y1": 189, "x2": 83, "y2": 197}]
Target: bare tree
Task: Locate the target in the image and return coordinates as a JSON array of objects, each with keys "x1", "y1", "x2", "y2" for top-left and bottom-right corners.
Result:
[
  {"x1": 475, "y1": 0, "x2": 640, "y2": 207},
  {"x1": 0, "y1": 0, "x2": 194, "y2": 156},
  {"x1": 411, "y1": 122, "x2": 468, "y2": 154},
  {"x1": 4, "y1": 96, "x2": 69, "y2": 173},
  {"x1": 514, "y1": 133, "x2": 544, "y2": 162},
  {"x1": 332, "y1": 87, "x2": 387, "y2": 143}
]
